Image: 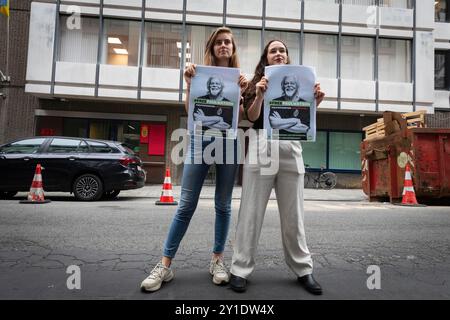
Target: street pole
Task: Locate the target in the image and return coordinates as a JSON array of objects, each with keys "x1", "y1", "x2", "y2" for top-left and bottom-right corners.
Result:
[{"x1": 6, "y1": 11, "x2": 9, "y2": 78}]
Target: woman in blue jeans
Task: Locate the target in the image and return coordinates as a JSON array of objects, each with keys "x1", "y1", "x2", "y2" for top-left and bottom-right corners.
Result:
[{"x1": 141, "y1": 27, "x2": 248, "y2": 292}]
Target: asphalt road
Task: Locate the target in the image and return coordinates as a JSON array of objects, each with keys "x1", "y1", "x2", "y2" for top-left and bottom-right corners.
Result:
[{"x1": 1, "y1": 195, "x2": 449, "y2": 300}]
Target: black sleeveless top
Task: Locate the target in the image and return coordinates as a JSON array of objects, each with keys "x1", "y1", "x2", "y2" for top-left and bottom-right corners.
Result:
[{"x1": 244, "y1": 95, "x2": 264, "y2": 130}]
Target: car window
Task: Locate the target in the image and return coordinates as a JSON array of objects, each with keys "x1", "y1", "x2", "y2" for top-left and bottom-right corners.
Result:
[
  {"x1": 47, "y1": 138, "x2": 82, "y2": 153},
  {"x1": 117, "y1": 143, "x2": 135, "y2": 155},
  {"x1": 78, "y1": 141, "x2": 89, "y2": 153},
  {"x1": 87, "y1": 141, "x2": 119, "y2": 153},
  {"x1": 0, "y1": 138, "x2": 46, "y2": 154}
]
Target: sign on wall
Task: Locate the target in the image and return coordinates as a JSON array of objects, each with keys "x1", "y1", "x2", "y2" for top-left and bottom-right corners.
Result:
[
  {"x1": 40, "y1": 128, "x2": 55, "y2": 136},
  {"x1": 147, "y1": 124, "x2": 166, "y2": 156},
  {"x1": 140, "y1": 124, "x2": 149, "y2": 143}
]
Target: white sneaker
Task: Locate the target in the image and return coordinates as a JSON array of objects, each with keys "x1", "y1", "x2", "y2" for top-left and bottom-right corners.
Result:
[
  {"x1": 140, "y1": 262, "x2": 174, "y2": 292},
  {"x1": 209, "y1": 257, "x2": 230, "y2": 285}
]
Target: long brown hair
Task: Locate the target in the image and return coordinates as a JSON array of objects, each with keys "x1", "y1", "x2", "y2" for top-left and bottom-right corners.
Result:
[
  {"x1": 204, "y1": 27, "x2": 240, "y2": 68},
  {"x1": 244, "y1": 39, "x2": 291, "y2": 103}
]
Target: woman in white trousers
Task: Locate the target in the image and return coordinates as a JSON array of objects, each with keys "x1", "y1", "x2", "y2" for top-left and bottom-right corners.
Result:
[{"x1": 230, "y1": 39, "x2": 325, "y2": 295}]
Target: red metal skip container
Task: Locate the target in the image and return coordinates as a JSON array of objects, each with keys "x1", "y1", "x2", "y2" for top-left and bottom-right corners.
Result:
[{"x1": 361, "y1": 128, "x2": 450, "y2": 203}]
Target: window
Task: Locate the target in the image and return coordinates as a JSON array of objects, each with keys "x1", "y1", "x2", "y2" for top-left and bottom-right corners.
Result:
[
  {"x1": 302, "y1": 131, "x2": 363, "y2": 171},
  {"x1": 186, "y1": 26, "x2": 261, "y2": 75},
  {"x1": 229, "y1": 28, "x2": 261, "y2": 75},
  {"x1": 117, "y1": 121, "x2": 140, "y2": 153},
  {"x1": 79, "y1": 141, "x2": 90, "y2": 153},
  {"x1": 303, "y1": 34, "x2": 337, "y2": 78},
  {"x1": 117, "y1": 143, "x2": 136, "y2": 156},
  {"x1": 308, "y1": 0, "x2": 412, "y2": 7},
  {"x1": 341, "y1": 36, "x2": 375, "y2": 80},
  {"x1": 379, "y1": 38, "x2": 411, "y2": 83},
  {"x1": 87, "y1": 141, "x2": 118, "y2": 153},
  {"x1": 59, "y1": 16, "x2": 99, "y2": 64},
  {"x1": 435, "y1": 51, "x2": 450, "y2": 90},
  {"x1": 47, "y1": 138, "x2": 83, "y2": 153},
  {"x1": 304, "y1": 0, "x2": 338, "y2": 3},
  {"x1": 145, "y1": 22, "x2": 183, "y2": 69},
  {"x1": 435, "y1": 0, "x2": 450, "y2": 22},
  {"x1": 329, "y1": 132, "x2": 362, "y2": 170},
  {"x1": 102, "y1": 19, "x2": 141, "y2": 66},
  {"x1": 341, "y1": 0, "x2": 376, "y2": 6},
  {"x1": 186, "y1": 25, "x2": 217, "y2": 66},
  {"x1": 265, "y1": 30, "x2": 300, "y2": 65},
  {"x1": 0, "y1": 138, "x2": 46, "y2": 154},
  {"x1": 378, "y1": 0, "x2": 412, "y2": 9},
  {"x1": 89, "y1": 120, "x2": 111, "y2": 140},
  {"x1": 63, "y1": 118, "x2": 89, "y2": 138},
  {"x1": 302, "y1": 131, "x2": 327, "y2": 169}
]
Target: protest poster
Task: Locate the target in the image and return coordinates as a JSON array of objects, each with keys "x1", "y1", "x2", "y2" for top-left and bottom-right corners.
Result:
[
  {"x1": 263, "y1": 65, "x2": 317, "y2": 141},
  {"x1": 188, "y1": 65, "x2": 240, "y2": 139}
]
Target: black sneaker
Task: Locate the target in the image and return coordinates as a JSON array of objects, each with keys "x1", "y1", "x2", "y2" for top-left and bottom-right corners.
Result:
[{"x1": 229, "y1": 274, "x2": 247, "y2": 293}]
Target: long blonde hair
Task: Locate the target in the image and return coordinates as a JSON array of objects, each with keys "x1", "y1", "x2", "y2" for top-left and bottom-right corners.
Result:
[{"x1": 204, "y1": 27, "x2": 240, "y2": 68}]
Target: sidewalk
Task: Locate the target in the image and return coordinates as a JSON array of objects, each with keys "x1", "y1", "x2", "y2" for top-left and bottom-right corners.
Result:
[
  {"x1": 122, "y1": 185, "x2": 368, "y2": 202},
  {"x1": 16, "y1": 185, "x2": 367, "y2": 202}
]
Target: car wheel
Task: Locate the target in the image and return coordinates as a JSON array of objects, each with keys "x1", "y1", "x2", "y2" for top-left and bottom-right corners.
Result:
[
  {"x1": 102, "y1": 190, "x2": 120, "y2": 200},
  {"x1": 0, "y1": 191, "x2": 18, "y2": 199},
  {"x1": 73, "y1": 174, "x2": 103, "y2": 201}
]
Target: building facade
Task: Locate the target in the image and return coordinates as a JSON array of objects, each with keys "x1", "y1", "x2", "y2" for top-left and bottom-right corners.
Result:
[{"x1": 1, "y1": 0, "x2": 449, "y2": 186}]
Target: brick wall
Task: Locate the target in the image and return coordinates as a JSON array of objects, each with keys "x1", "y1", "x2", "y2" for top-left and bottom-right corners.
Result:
[{"x1": 0, "y1": 0, "x2": 39, "y2": 144}]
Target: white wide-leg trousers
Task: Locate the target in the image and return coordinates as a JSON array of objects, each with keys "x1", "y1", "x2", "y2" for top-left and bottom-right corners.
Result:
[{"x1": 231, "y1": 138, "x2": 313, "y2": 279}]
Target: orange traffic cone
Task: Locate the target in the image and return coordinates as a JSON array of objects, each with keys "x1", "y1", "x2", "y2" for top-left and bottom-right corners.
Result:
[
  {"x1": 20, "y1": 164, "x2": 51, "y2": 204},
  {"x1": 396, "y1": 163, "x2": 425, "y2": 207},
  {"x1": 155, "y1": 168, "x2": 178, "y2": 206}
]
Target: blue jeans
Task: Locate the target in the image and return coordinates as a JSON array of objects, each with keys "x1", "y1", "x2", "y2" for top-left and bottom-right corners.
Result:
[{"x1": 163, "y1": 136, "x2": 239, "y2": 259}]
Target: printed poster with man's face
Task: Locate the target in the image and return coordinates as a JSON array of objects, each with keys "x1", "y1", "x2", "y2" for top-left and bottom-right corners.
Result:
[
  {"x1": 264, "y1": 65, "x2": 317, "y2": 142},
  {"x1": 188, "y1": 65, "x2": 240, "y2": 139}
]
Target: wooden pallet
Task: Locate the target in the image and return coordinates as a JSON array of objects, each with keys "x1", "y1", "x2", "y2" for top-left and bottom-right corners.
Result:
[
  {"x1": 401, "y1": 110, "x2": 426, "y2": 128},
  {"x1": 363, "y1": 110, "x2": 426, "y2": 141},
  {"x1": 362, "y1": 118, "x2": 386, "y2": 141}
]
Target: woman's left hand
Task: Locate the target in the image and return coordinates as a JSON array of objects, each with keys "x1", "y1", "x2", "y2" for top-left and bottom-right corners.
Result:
[
  {"x1": 314, "y1": 83, "x2": 325, "y2": 107},
  {"x1": 239, "y1": 74, "x2": 249, "y2": 92}
]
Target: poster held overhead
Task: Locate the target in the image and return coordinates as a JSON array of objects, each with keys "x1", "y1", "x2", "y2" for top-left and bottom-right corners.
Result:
[
  {"x1": 188, "y1": 65, "x2": 240, "y2": 139},
  {"x1": 263, "y1": 65, "x2": 317, "y2": 142}
]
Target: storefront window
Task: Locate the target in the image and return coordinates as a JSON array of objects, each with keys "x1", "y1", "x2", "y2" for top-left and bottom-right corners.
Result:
[
  {"x1": 63, "y1": 118, "x2": 89, "y2": 138},
  {"x1": 329, "y1": 132, "x2": 362, "y2": 170},
  {"x1": 102, "y1": 19, "x2": 141, "y2": 66},
  {"x1": 62, "y1": 118, "x2": 139, "y2": 152},
  {"x1": 303, "y1": 131, "x2": 363, "y2": 171},
  {"x1": 89, "y1": 120, "x2": 111, "y2": 140},
  {"x1": 302, "y1": 131, "x2": 327, "y2": 169},
  {"x1": 118, "y1": 121, "x2": 140, "y2": 152}
]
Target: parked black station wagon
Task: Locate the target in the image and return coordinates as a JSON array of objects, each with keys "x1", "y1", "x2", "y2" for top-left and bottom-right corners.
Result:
[{"x1": 0, "y1": 136, "x2": 146, "y2": 201}]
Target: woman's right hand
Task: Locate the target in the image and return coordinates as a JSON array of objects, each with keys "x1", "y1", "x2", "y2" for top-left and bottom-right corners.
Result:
[
  {"x1": 256, "y1": 76, "x2": 268, "y2": 99},
  {"x1": 184, "y1": 64, "x2": 197, "y2": 88}
]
